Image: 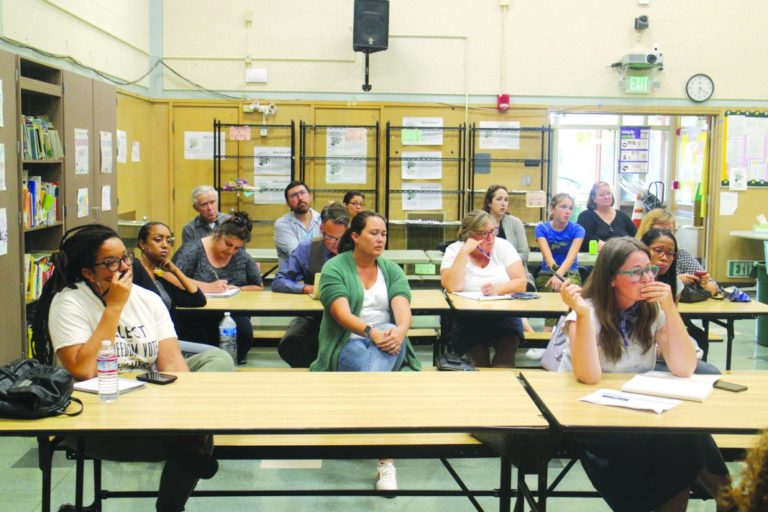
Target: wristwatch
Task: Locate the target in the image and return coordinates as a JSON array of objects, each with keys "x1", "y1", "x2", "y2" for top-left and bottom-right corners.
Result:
[{"x1": 363, "y1": 324, "x2": 373, "y2": 337}]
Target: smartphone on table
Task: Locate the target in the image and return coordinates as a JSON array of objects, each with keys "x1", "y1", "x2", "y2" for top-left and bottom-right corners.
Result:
[
  {"x1": 713, "y1": 380, "x2": 747, "y2": 392},
  {"x1": 136, "y1": 372, "x2": 178, "y2": 385}
]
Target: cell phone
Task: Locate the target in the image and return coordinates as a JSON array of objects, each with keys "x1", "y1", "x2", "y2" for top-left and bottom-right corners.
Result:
[
  {"x1": 694, "y1": 271, "x2": 707, "y2": 278},
  {"x1": 136, "y1": 372, "x2": 178, "y2": 385},
  {"x1": 714, "y1": 380, "x2": 747, "y2": 392},
  {"x1": 510, "y1": 292, "x2": 540, "y2": 300}
]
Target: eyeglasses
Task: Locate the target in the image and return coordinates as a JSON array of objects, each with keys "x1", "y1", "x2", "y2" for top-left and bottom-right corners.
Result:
[
  {"x1": 616, "y1": 265, "x2": 659, "y2": 282},
  {"x1": 323, "y1": 233, "x2": 342, "y2": 243},
  {"x1": 650, "y1": 247, "x2": 676, "y2": 260},
  {"x1": 474, "y1": 228, "x2": 498, "y2": 239},
  {"x1": 287, "y1": 189, "x2": 309, "y2": 200},
  {"x1": 94, "y1": 252, "x2": 134, "y2": 272}
]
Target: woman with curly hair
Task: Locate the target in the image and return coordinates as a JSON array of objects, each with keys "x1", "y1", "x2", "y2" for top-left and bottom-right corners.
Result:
[{"x1": 721, "y1": 431, "x2": 768, "y2": 511}]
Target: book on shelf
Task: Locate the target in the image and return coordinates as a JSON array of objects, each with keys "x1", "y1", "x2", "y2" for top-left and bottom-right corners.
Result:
[
  {"x1": 22, "y1": 170, "x2": 59, "y2": 228},
  {"x1": 21, "y1": 115, "x2": 64, "y2": 160},
  {"x1": 25, "y1": 252, "x2": 55, "y2": 302},
  {"x1": 620, "y1": 371, "x2": 721, "y2": 402}
]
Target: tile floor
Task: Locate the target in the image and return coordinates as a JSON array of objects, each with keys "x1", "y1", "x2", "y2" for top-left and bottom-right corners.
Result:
[{"x1": 4, "y1": 313, "x2": 767, "y2": 511}]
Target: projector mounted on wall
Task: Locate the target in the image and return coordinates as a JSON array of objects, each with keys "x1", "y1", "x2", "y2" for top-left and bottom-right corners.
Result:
[{"x1": 620, "y1": 47, "x2": 663, "y2": 70}]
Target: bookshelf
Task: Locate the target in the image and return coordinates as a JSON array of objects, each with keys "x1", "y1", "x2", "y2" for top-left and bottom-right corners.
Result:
[{"x1": 0, "y1": 55, "x2": 118, "y2": 364}]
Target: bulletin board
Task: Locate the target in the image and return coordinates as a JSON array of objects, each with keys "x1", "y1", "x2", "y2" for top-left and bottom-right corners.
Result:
[{"x1": 721, "y1": 110, "x2": 768, "y2": 188}]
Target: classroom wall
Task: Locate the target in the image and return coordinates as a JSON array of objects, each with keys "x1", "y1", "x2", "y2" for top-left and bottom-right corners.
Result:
[
  {"x1": 159, "y1": 0, "x2": 768, "y2": 103},
  {"x1": 1, "y1": 0, "x2": 150, "y2": 87}
]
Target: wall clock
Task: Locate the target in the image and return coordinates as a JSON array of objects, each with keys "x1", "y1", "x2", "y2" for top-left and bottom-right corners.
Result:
[{"x1": 686, "y1": 74, "x2": 714, "y2": 103}]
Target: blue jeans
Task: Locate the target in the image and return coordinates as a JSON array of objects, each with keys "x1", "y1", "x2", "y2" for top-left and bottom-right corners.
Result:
[{"x1": 338, "y1": 323, "x2": 406, "y2": 372}]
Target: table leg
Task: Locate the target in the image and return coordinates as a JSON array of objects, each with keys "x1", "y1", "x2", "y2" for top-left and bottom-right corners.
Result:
[
  {"x1": 499, "y1": 456, "x2": 512, "y2": 512},
  {"x1": 75, "y1": 437, "x2": 85, "y2": 511},
  {"x1": 726, "y1": 319, "x2": 735, "y2": 371},
  {"x1": 37, "y1": 435, "x2": 54, "y2": 512}
]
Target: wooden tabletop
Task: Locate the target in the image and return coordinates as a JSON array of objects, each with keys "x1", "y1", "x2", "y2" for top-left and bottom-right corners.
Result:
[
  {"x1": 182, "y1": 291, "x2": 323, "y2": 315},
  {"x1": 246, "y1": 247, "x2": 278, "y2": 263},
  {"x1": 521, "y1": 370, "x2": 768, "y2": 434},
  {"x1": 0, "y1": 372, "x2": 547, "y2": 435},
  {"x1": 382, "y1": 250, "x2": 431, "y2": 265},
  {"x1": 410, "y1": 289, "x2": 451, "y2": 312},
  {"x1": 447, "y1": 292, "x2": 568, "y2": 317},
  {"x1": 730, "y1": 230, "x2": 768, "y2": 241},
  {"x1": 678, "y1": 297, "x2": 768, "y2": 318}
]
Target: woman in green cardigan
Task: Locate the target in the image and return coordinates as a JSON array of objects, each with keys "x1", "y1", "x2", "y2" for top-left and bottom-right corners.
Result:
[{"x1": 310, "y1": 210, "x2": 420, "y2": 491}]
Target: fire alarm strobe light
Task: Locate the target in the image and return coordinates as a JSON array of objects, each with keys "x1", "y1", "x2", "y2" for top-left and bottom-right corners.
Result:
[{"x1": 497, "y1": 94, "x2": 510, "y2": 112}]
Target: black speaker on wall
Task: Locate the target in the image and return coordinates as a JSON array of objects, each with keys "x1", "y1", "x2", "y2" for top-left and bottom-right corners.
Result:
[{"x1": 353, "y1": 0, "x2": 389, "y2": 53}]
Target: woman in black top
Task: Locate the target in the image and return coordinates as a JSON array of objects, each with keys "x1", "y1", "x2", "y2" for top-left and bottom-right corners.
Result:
[{"x1": 576, "y1": 181, "x2": 636, "y2": 249}]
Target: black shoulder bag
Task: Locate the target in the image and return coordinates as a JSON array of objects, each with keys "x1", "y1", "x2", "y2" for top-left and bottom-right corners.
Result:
[{"x1": 0, "y1": 359, "x2": 83, "y2": 419}]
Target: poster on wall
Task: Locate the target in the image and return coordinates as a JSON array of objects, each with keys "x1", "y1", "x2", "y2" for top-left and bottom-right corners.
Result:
[
  {"x1": 401, "y1": 151, "x2": 442, "y2": 179},
  {"x1": 116, "y1": 130, "x2": 128, "y2": 163},
  {"x1": 478, "y1": 121, "x2": 520, "y2": 150},
  {"x1": 402, "y1": 183, "x2": 443, "y2": 210},
  {"x1": 0, "y1": 208, "x2": 7, "y2": 256},
  {"x1": 184, "y1": 131, "x2": 225, "y2": 160},
  {"x1": 254, "y1": 146, "x2": 291, "y2": 175},
  {"x1": 101, "y1": 185, "x2": 112, "y2": 211},
  {"x1": 77, "y1": 188, "x2": 89, "y2": 218},
  {"x1": 722, "y1": 112, "x2": 768, "y2": 187},
  {"x1": 74, "y1": 128, "x2": 89, "y2": 174},
  {"x1": 402, "y1": 117, "x2": 443, "y2": 146},
  {"x1": 0, "y1": 143, "x2": 5, "y2": 191},
  {"x1": 618, "y1": 126, "x2": 649, "y2": 174},
  {"x1": 0, "y1": 79, "x2": 4, "y2": 128},
  {"x1": 325, "y1": 128, "x2": 367, "y2": 184},
  {"x1": 131, "y1": 141, "x2": 141, "y2": 162},
  {"x1": 253, "y1": 175, "x2": 290, "y2": 204},
  {"x1": 99, "y1": 131, "x2": 113, "y2": 173}
]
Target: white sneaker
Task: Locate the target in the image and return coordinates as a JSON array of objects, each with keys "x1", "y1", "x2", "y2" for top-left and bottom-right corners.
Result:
[
  {"x1": 526, "y1": 348, "x2": 545, "y2": 359},
  {"x1": 375, "y1": 461, "x2": 398, "y2": 491}
]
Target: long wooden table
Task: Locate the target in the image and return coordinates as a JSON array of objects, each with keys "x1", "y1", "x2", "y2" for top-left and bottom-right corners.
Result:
[
  {"x1": 518, "y1": 370, "x2": 768, "y2": 509},
  {"x1": 679, "y1": 298, "x2": 768, "y2": 370},
  {"x1": 521, "y1": 370, "x2": 768, "y2": 434},
  {"x1": 446, "y1": 291, "x2": 568, "y2": 319},
  {"x1": 9, "y1": 371, "x2": 548, "y2": 512}
]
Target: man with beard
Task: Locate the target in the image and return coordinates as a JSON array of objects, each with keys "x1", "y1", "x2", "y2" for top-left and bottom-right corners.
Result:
[
  {"x1": 274, "y1": 180, "x2": 322, "y2": 269},
  {"x1": 181, "y1": 185, "x2": 231, "y2": 247}
]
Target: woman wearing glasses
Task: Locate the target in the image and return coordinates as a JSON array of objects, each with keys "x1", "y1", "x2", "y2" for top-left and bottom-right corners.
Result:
[
  {"x1": 173, "y1": 211, "x2": 263, "y2": 363},
  {"x1": 32, "y1": 224, "x2": 219, "y2": 512},
  {"x1": 637, "y1": 208, "x2": 719, "y2": 296},
  {"x1": 441, "y1": 210, "x2": 528, "y2": 367},
  {"x1": 558, "y1": 237, "x2": 728, "y2": 511},
  {"x1": 343, "y1": 190, "x2": 365, "y2": 218}
]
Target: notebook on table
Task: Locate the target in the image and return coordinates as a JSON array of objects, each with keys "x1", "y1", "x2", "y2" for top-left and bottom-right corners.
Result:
[{"x1": 309, "y1": 273, "x2": 322, "y2": 300}]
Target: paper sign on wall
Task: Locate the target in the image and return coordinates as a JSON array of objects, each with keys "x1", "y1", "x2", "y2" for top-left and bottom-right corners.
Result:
[
  {"x1": 0, "y1": 208, "x2": 7, "y2": 256},
  {"x1": 101, "y1": 185, "x2": 112, "y2": 211},
  {"x1": 402, "y1": 151, "x2": 442, "y2": 179},
  {"x1": 402, "y1": 183, "x2": 443, "y2": 210},
  {"x1": 77, "y1": 188, "x2": 89, "y2": 218},
  {"x1": 253, "y1": 176, "x2": 290, "y2": 204},
  {"x1": 185, "y1": 131, "x2": 225, "y2": 160},
  {"x1": 100, "y1": 131, "x2": 113, "y2": 173},
  {"x1": 254, "y1": 147, "x2": 291, "y2": 175},
  {"x1": 0, "y1": 143, "x2": 5, "y2": 191},
  {"x1": 478, "y1": 121, "x2": 520, "y2": 150},
  {"x1": 131, "y1": 142, "x2": 141, "y2": 162},
  {"x1": 526, "y1": 191, "x2": 547, "y2": 208},
  {"x1": 116, "y1": 130, "x2": 128, "y2": 164},
  {"x1": 402, "y1": 117, "x2": 443, "y2": 146},
  {"x1": 74, "y1": 128, "x2": 89, "y2": 174}
]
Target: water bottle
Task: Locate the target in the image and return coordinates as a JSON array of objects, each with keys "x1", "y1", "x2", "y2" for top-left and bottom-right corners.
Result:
[
  {"x1": 97, "y1": 340, "x2": 118, "y2": 403},
  {"x1": 219, "y1": 312, "x2": 238, "y2": 363}
]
